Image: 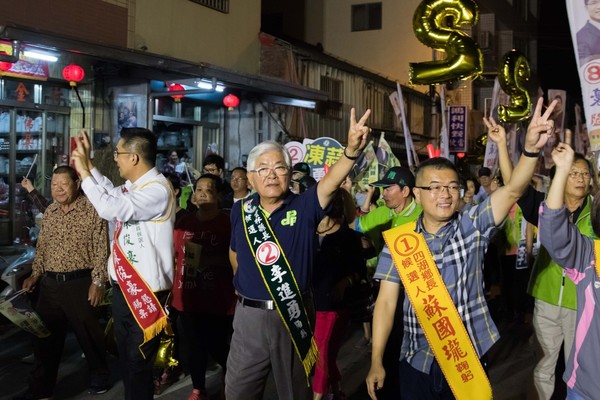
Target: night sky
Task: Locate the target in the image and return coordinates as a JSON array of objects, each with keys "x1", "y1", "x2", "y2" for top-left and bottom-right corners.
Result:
[{"x1": 538, "y1": 0, "x2": 582, "y2": 126}]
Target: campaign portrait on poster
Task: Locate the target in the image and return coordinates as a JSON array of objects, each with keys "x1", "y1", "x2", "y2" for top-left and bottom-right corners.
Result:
[{"x1": 567, "y1": 0, "x2": 600, "y2": 151}]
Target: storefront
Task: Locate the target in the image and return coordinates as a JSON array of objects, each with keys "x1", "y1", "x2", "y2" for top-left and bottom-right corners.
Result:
[{"x1": 0, "y1": 25, "x2": 327, "y2": 247}]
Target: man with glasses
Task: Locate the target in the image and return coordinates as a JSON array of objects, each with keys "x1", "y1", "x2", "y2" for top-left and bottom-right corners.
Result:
[
  {"x1": 226, "y1": 108, "x2": 371, "y2": 400},
  {"x1": 71, "y1": 128, "x2": 175, "y2": 400},
  {"x1": 577, "y1": 0, "x2": 600, "y2": 65},
  {"x1": 366, "y1": 98, "x2": 557, "y2": 400},
  {"x1": 202, "y1": 154, "x2": 233, "y2": 209},
  {"x1": 230, "y1": 166, "x2": 251, "y2": 202}
]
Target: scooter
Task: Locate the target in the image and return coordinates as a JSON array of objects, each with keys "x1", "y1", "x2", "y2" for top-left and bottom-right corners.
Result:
[{"x1": 0, "y1": 227, "x2": 38, "y2": 298}]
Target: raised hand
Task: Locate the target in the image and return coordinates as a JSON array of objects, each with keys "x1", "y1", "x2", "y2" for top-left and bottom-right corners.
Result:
[
  {"x1": 524, "y1": 97, "x2": 558, "y2": 152},
  {"x1": 346, "y1": 108, "x2": 372, "y2": 157},
  {"x1": 551, "y1": 129, "x2": 574, "y2": 170},
  {"x1": 483, "y1": 116, "x2": 506, "y2": 146}
]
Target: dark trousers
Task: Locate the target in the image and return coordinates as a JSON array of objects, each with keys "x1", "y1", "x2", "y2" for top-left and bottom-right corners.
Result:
[
  {"x1": 181, "y1": 312, "x2": 233, "y2": 393},
  {"x1": 30, "y1": 275, "x2": 108, "y2": 398},
  {"x1": 112, "y1": 284, "x2": 168, "y2": 400},
  {"x1": 399, "y1": 356, "x2": 489, "y2": 399}
]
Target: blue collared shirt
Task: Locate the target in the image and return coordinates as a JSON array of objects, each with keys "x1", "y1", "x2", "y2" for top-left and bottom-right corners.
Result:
[{"x1": 375, "y1": 196, "x2": 500, "y2": 373}]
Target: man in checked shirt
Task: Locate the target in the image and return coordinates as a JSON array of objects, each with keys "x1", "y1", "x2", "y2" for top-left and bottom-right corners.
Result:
[{"x1": 366, "y1": 97, "x2": 558, "y2": 400}]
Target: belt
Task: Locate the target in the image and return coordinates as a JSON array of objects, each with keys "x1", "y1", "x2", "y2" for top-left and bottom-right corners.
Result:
[
  {"x1": 44, "y1": 269, "x2": 91, "y2": 283},
  {"x1": 237, "y1": 295, "x2": 275, "y2": 310}
]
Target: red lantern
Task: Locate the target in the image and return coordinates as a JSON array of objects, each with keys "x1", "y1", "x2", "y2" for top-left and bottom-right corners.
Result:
[
  {"x1": 62, "y1": 64, "x2": 85, "y2": 87},
  {"x1": 457, "y1": 152, "x2": 465, "y2": 159},
  {"x1": 223, "y1": 94, "x2": 240, "y2": 110},
  {"x1": 0, "y1": 52, "x2": 12, "y2": 72},
  {"x1": 169, "y1": 83, "x2": 185, "y2": 102}
]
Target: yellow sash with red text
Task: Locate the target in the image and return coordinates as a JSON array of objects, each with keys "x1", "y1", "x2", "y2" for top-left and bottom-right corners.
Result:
[
  {"x1": 382, "y1": 221, "x2": 492, "y2": 400},
  {"x1": 113, "y1": 221, "x2": 168, "y2": 351}
]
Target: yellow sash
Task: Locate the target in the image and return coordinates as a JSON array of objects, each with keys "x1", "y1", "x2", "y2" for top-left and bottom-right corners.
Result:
[
  {"x1": 594, "y1": 240, "x2": 600, "y2": 278},
  {"x1": 382, "y1": 221, "x2": 492, "y2": 400}
]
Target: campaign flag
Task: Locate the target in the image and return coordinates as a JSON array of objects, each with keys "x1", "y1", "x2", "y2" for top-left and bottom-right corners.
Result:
[
  {"x1": 439, "y1": 85, "x2": 450, "y2": 159},
  {"x1": 354, "y1": 141, "x2": 379, "y2": 191},
  {"x1": 376, "y1": 132, "x2": 401, "y2": 179},
  {"x1": 0, "y1": 289, "x2": 50, "y2": 338}
]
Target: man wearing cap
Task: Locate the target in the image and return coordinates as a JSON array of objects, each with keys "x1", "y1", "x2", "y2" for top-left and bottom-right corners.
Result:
[
  {"x1": 473, "y1": 166, "x2": 493, "y2": 203},
  {"x1": 291, "y1": 174, "x2": 317, "y2": 194},
  {"x1": 292, "y1": 162, "x2": 311, "y2": 181},
  {"x1": 356, "y1": 166, "x2": 422, "y2": 237}
]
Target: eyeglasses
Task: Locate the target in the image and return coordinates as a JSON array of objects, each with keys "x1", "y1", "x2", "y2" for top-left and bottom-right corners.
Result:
[
  {"x1": 568, "y1": 171, "x2": 591, "y2": 180},
  {"x1": 249, "y1": 166, "x2": 290, "y2": 177},
  {"x1": 113, "y1": 150, "x2": 135, "y2": 158},
  {"x1": 203, "y1": 167, "x2": 219, "y2": 174},
  {"x1": 415, "y1": 184, "x2": 461, "y2": 195}
]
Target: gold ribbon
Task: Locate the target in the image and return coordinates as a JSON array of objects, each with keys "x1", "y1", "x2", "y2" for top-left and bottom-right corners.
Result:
[{"x1": 382, "y1": 221, "x2": 492, "y2": 400}]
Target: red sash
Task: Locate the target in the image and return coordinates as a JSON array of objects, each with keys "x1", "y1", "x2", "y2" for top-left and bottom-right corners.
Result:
[{"x1": 113, "y1": 221, "x2": 168, "y2": 348}]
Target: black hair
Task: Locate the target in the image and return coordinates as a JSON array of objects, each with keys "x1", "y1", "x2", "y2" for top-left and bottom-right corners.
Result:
[
  {"x1": 120, "y1": 128, "x2": 157, "y2": 166},
  {"x1": 231, "y1": 166, "x2": 247, "y2": 174},
  {"x1": 53, "y1": 165, "x2": 79, "y2": 181},
  {"x1": 164, "y1": 172, "x2": 182, "y2": 199},
  {"x1": 414, "y1": 157, "x2": 459, "y2": 183},
  {"x1": 193, "y1": 173, "x2": 220, "y2": 191},
  {"x1": 203, "y1": 154, "x2": 225, "y2": 170}
]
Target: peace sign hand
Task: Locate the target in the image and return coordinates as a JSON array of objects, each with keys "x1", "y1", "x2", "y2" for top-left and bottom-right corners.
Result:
[
  {"x1": 525, "y1": 97, "x2": 558, "y2": 152},
  {"x1": 346, "y1": 108, "x2": 372, "y2": 158}
]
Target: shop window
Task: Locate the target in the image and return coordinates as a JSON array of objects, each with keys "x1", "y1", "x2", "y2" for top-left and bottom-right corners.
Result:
[
  {"x1": 189, "y1": 0, "x2": 229, "y2": 13},
  {"x1": 352, "y1": 3, "x2": 382, "y2": 32},
  {"x1": 320, "y1": 76, "x2": 343, "y2": 120}
]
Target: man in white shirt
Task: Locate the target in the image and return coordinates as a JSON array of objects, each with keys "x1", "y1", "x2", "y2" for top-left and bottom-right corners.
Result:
[{"x1": 72, "y1": 128, "x2": 175, "y2": 400}]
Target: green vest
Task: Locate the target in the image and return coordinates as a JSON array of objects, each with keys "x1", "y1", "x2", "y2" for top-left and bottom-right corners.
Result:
[{"x1": 528, "y1": 196, "x2": 595, "y2": 309}]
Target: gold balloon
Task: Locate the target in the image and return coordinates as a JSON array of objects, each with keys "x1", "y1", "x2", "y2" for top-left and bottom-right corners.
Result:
[
  {"x1": 409, "y1": 0, "x2": 483, "y2": 85},
  {"x1": 497, "y1": 49, "x2": 532, "y2": 122},
  {"x1": 154, "y1": 324, "x2": 179, "y2": 369}
]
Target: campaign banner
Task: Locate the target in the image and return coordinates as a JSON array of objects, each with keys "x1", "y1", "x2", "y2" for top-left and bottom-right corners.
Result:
[
  {"x1": 284, "y1": 141, "x2": 307, "y2": 167},
  {"x1": 376, "y1": 133, "x2": 401, "y2": 178},
  {"x1": 303, "y1": 137, "x2": 343, "y2": 181},
  {"x1": 448, "y1": 105, "x2": 468, "y2": 153},
  {"x1": 567, "y1": 0, "x2": 600, "y2": 151}
]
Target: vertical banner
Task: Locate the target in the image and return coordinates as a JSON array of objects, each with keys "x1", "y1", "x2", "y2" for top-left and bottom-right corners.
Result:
[
  {"x1": 567, "y1": 0, "x2": 600, "y2": 152},
  {"x1": 390, "y1": 83, "x2": 419, "y2": 167},
  {"x1": 448, "y1": 105, "x2": 468, "y2": 153},
  {"x1": 376, "y1": 132, "x2": 401, "y2": 179},
  {"x1": 439, "y1": 85, "x2": 450, "y2": 159},
  {"x1": 542, "y1": 89, "x2": 567, "y2": 169}
]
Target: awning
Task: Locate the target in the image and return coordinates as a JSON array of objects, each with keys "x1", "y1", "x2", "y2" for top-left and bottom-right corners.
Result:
[{"x1": 0, "y1": 24, "x2": 328, "y2": 106}]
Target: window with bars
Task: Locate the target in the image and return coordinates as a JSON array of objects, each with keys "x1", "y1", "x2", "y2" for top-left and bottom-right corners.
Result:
[
  {"x1": 352, "y1": 3, "x2": 382, "y2": 32},
  {"x1": 320, "y1": 76, "x2": 343, "y2": 120},
  {"x1": 189, "y1": 0, "x2": 229, "y2": 13}
]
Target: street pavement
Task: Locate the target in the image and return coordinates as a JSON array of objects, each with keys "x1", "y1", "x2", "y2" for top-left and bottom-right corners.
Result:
[{"x1": 0, "y1": 315, "x2": 563, "y2": 400}]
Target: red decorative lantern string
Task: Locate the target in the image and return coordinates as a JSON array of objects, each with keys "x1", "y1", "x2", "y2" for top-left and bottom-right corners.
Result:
[
  {"x1": 169, "y1": 83, "x2": 185, "y2": 102},
  {"x1": 223, "y1": 94, "x2": 240, "y2": 110},
  {"x1": 62, "y1": 64, "x2": 85, "y2": 87}
]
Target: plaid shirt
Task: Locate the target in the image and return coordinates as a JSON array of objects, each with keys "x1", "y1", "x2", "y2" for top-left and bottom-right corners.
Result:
[{"x1": 375, "y1": 196, "x2": 500, "y2": 373}]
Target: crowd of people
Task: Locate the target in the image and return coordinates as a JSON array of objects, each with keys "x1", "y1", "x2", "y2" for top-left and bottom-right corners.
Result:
[{"x1": 12, "y1": 96, "x2": 600, "y2": 400}]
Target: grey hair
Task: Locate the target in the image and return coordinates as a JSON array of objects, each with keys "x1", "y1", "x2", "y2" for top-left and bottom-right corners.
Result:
[{"x1": 247, "y1": 140, "x2": 292, "y2": 170}]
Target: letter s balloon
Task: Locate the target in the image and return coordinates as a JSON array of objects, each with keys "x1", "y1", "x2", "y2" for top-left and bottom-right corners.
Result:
[
  {"x1": 497, "y1": 50, "x2": 532, "y2": 123},
  {"x1": 409, "y1": 0, "x2": 483, "y2": 85}
]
